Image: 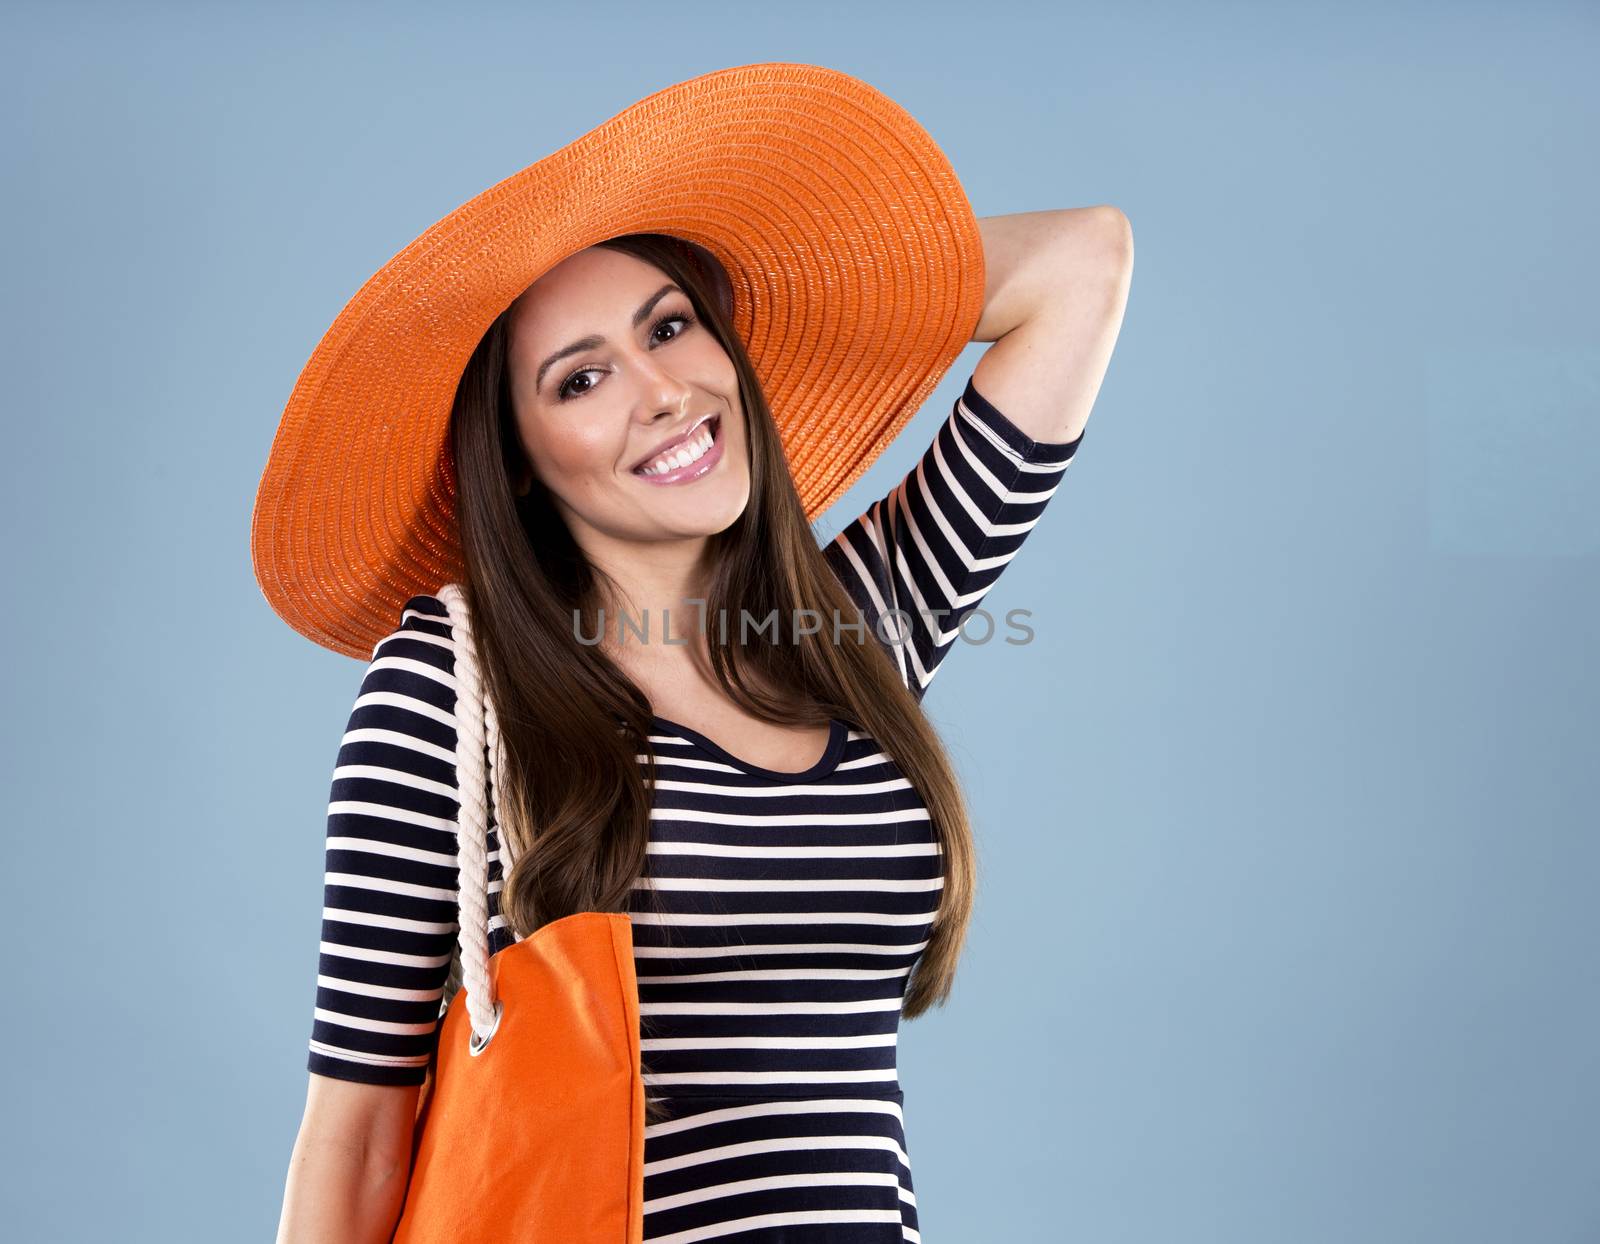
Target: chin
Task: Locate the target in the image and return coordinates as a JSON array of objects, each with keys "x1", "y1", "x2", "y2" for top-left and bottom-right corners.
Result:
[{"x1": 675, "y1": 494, "x2": 749, "y2": 538}]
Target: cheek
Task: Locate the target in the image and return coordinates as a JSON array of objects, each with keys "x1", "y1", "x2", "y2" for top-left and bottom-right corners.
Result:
[
  {"x1": 727, "y1": 407, "x2": 752, "y2": 461},
  {"x1": 522, "y1": 417, "x2": 619, "y2": 486}
]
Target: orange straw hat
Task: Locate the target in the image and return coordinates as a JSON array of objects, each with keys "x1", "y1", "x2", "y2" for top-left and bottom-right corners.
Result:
[{"x1": 251, "y1": 61, "x2": 986, "y2": 660}]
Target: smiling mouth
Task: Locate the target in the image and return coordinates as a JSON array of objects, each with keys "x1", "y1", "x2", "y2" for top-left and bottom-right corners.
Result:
[{"x1": 631, "y1": 414, "x2": 722, "y2": 478}]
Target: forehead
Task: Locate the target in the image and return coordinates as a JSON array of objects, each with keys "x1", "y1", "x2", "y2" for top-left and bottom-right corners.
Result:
[{"x1": 511, "y1": 246, "x2": 671, "y2": 337}]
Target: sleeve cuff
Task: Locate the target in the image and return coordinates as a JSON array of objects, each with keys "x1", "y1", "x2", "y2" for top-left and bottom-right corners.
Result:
[
  {"x1": 959, "y1": 375, "x2": 1083, "y2": 466},
  {"x1": 308, "y1": 1049, "x2": 428, "y2": 1088}
]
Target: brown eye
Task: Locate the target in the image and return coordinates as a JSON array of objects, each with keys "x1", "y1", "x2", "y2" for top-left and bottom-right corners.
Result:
[
  {"x1": 650, "y1": 311, "x2": 695, "y2": 343},
  {"x1": 554, "y1": 310, "x2": 697, "y2": 403},
  {"x1": 556, "y1": 369, "x2": 601, "y2": 402}
]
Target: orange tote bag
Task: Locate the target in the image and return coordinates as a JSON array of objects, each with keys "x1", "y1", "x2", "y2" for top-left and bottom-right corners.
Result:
[{"x1": 390, "y1": 583, "x2": 646, "y2": 1244}]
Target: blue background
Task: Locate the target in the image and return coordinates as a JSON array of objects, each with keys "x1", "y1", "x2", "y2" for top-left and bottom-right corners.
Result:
[{"x1": 4, "y1": 2, "x2": 1596, "y2": 1240}]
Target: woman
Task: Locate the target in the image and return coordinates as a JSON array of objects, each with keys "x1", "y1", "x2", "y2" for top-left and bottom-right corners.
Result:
[{"x1": 269, "y1": 69, "x2": 1132, "y2": 1244}]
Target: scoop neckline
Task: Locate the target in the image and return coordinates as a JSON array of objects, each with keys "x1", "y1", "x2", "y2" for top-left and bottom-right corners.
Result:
[{"x1": 648, "y1": 714, "x2": 848, "y2": 782}]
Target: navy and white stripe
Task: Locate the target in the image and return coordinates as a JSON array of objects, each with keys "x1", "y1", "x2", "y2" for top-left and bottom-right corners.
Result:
[
  {"x1": 305, "y1": 373, "x2": 1081, "y2": 1241},
  {"x1": 824, "y1": 374, "x2": 1081, "y2": 703}
]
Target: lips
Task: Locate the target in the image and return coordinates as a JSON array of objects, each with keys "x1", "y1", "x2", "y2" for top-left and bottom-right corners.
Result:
[{"x1": 629, "y1": 413, "x2": 719, "y2": 474}]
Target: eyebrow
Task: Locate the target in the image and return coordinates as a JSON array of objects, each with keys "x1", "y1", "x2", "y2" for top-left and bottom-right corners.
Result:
[{"x1": 534, "y1": 283, "x2": 684, "y2": 393}]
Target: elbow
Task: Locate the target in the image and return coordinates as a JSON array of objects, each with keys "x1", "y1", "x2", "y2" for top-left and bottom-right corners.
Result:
[
  {"x1": 1093, "y1": 205, "x2": 1135, "y2": 273},
  {"x1": 1048, "y1": 205, "x2": 1134, "y2": 286}
]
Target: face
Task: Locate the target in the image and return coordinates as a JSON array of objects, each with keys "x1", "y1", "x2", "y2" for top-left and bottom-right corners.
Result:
[{"x1": 504, "y1": 246, "x2": 750, "y2": 557}]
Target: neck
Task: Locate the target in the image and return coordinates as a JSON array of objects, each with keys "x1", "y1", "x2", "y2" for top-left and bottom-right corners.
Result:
[{"x1": 579, "y1": 533, "x2": 716, "y2": 667}]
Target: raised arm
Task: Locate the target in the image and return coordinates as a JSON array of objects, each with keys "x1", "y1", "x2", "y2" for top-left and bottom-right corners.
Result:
[
  {"x1": 968, "y1": 205, "x2": 1134, "y2": 445},
  {"x1": 822, "y1": 207, "x2": 1133, "y2": 701}
]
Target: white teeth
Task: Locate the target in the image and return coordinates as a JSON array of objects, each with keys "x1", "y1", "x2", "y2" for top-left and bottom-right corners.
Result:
[{"x1": 637, "y1": 422, "x2": 716, "y2": 476}]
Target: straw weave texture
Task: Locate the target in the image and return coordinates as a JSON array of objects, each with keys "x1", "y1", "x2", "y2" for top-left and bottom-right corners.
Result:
[{"x1": 251, "y1": 62, "x2": 984, "y2": 658}]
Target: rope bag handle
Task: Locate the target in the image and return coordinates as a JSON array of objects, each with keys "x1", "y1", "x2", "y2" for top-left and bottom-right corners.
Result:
[{"x1": 437, "y1": 582, "x2": 513, "y2": 1055}]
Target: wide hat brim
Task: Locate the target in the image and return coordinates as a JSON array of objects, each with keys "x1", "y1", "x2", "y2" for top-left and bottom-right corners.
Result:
[{"x1": 251, "y1": 61, "x2": 985, "y2": 660}]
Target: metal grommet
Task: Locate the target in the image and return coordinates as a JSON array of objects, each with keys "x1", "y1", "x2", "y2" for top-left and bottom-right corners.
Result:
[{"x1": 468, "y1": 999, "x2": 504, "y2": 1056}]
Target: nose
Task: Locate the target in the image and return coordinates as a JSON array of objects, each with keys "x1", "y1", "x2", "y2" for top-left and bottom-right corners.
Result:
[{"x1": 632, "y1": 354, "x2": 694, "y2": 423}]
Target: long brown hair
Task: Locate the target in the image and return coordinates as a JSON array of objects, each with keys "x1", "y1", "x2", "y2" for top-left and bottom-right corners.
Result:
[{"x1": 448, "y1": 232, "x2": 975, "y2": 1020}]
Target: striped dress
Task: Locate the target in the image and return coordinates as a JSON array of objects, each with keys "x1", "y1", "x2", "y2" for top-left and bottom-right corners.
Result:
[{"x1": 306, "y1": 373, "x2": 1082, "y2": 1241}]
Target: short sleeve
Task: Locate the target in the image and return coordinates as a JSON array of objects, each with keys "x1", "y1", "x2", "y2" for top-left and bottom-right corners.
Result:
[
  {"x1": 822, "y1": 373, "x2": 1083, "y2": 703},
  {"x1": 305, "y1": 593, "x2": 466, "y2": 1086}
]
